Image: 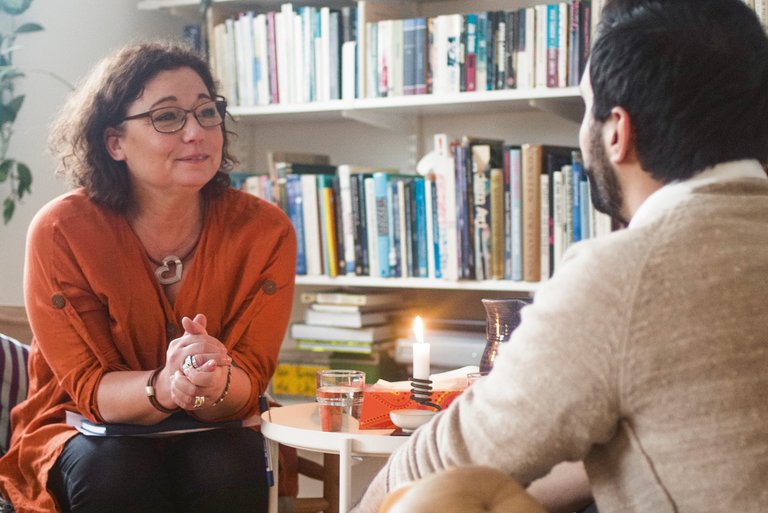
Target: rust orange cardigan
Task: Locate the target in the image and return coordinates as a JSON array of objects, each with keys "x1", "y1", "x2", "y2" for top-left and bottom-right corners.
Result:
[{"x1": 0, "y1": 188, "x2": 296, "y2": 512}]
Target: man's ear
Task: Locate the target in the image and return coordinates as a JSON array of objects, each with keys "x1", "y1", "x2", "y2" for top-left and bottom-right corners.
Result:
[
  {"x1": 603, "y1": 106, "x2": 634, "y2": 165},
  {"x1": 104, "y1": 127, "x2": 126, "y2": 161}
]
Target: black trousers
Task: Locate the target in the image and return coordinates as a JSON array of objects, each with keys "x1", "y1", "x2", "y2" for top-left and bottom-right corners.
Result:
[{"x1": 48, "y1": 428, "x2": 269, "y2": 513}]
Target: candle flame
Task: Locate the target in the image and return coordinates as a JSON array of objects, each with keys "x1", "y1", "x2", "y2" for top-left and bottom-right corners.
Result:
[{"x1": 413, "y1": 315, "x2": 424, "y2": 344}]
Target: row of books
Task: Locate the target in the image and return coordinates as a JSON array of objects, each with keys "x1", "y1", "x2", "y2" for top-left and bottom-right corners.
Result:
[
  {"x1": 240, "y1": 136, "x2": 612, "y2": 283},
  {"x1": 208, "y1": 1, "x2": 594, "y2": 108},
  {"x1": 365, "y1": 2, "x2": 591, "y2": 98}
]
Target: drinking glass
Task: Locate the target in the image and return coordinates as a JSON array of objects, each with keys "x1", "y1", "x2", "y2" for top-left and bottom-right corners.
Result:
[{"x1": 315, "y1": 369, "x2": 366, "y2": 432}]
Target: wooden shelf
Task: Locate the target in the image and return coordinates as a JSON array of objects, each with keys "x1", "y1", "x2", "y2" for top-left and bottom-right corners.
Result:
[{"x1": 295, "y1": 275, "x2": 539, "y2": 294}]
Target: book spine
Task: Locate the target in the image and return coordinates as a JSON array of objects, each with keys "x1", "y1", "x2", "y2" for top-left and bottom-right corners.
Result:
[
  {"x1": 546, "y1": 4, "x2": 559, "y2": 88},
  {"x1": 495, "y1": 11, "x2": 507, "y2": 90},
  {"x1": 388, "y1": 179, "x2": 401, "y2": 277},
  {"x1": 572, "y1": 150, "x2": 583, "y2": 242},
  {"x1": 434, "y1": 134, "x2": 458, "y2": 281},
  {"x1": 397, "y1": 179, "x2": 409, "y2": 277},
  {"x1": 505, "y1": 11, "x2": 517, "y2": 89},
  {"x1": 540, "y1": 172, "x2": 550, "y2": 280},
  {"x1": 429, "y1": 174, "x2": 442, "y2": 279},
  {"x1": 285, "y1": 174, "x2": 306, "y2": 275},
  {"x1": 509, "y1": 147, "x2": 523, "y2": 281},
  {"x1": 364, "y1": 177, "x2": 379, "y2": 277},
  {"x1": 413, "y1": 177, "x2": 428, "y2": 278},
  {"x1": 373, "y1": 172, "x2": 391, "y2": 277},
  {"x1": 522, "y1": 144, "x2": 541, "y2": 282},
  {"x1": 301, "y1": 174, "x2": 322, "y2": 276},
  {"x1": 403, "y1": 18, "x2": 416, "y2": 95},
  {"x1": 490, "y1": 167, "x2": 505, "y2": 279},
  {"x1": 472, "y1": 144, "x2": 491, "y2": 280},
  {"x1": 318, "y1": 175, "x2": 339, "y2": 277},
  {"x1": 464, "y1": 13, "x2": 477, "y2": 92},
  {"x1": 338, "y1": 165, "x2": 356, "y2": 274},
  {"x1": 414, "y1": 17, "x2": 428, "y2": 94}
]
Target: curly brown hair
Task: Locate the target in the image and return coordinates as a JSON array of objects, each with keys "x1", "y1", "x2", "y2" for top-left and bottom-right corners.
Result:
[{"x1": 48, "y1": 39, "x2": 236, "y2": 213}]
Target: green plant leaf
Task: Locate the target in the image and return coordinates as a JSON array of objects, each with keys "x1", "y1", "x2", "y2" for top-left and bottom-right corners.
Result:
[
  {"x1": 0, "y1": 159, "x2": 13, "y2": 181},
  {"x1": 16, "y1": 161, "x2": 31, "y2": 197},
  {"x1": 16, "y1": 22, "x2": 43, "y2": 34},
  {"x1": 0, "y1": 67, "x2": 24, "y2": 81},
  {"x1": 3, "y1": 196, "x2": 14, "y2": 224},
  {"x1": 0, "y1": 0, "x2": 32, "y2": 16},
  {"x1": 0, "y1": 96, "x2": 24, "y2": 124}
]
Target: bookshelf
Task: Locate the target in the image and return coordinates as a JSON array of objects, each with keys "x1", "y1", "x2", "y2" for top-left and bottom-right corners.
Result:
[{"x1": 136, "y1": 0, "x2": 587, "y2": 333}]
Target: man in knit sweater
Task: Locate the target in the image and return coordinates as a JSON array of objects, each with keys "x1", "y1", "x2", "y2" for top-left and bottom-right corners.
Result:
[{"x1": 353, "y1": 1, "x2": 768, "y2": 511}]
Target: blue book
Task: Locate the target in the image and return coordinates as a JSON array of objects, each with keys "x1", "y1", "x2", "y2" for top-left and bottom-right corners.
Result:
[
  {"x1": 580, "y1": 178, "x2": 591, "y2": 239},
  {"x1": 429, "y1": 176, "x2": 442, "y2": 278},
  {"x1": 373, "y1": 172, "x2": 392, "y2": 277},
  {"x1": 285, "y1": 175, "x2": 306, "y2": 275},
  {"x1": 403, "y1": 18, "x2": 416, "y2": 95},
  {"x1": 413, "y1": 176, "x2": 428, "y2": 278},
  {"x1": 413, "y1": 17, "x2": 428, "y2": 94},
  {"x1": 476, "y1": 13, "x2": 488, "y2": 91},
  {"x1": 546, "y1": 4, "x2": 559, "y2": 87},
  {"x1": 571, "y1": 150, "x2": 583, "y2": 242}
]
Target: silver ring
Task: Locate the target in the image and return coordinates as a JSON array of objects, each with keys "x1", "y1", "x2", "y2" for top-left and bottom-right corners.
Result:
[
  {"x1": 182, "y1": 355, "x2": 194, "y2": 372},
  {"x1": 190, "y1": 355, "x2": 200, "y2": 369},
  {"x1": 193, "y1": 395, "x2": 205, "y2": 409}
]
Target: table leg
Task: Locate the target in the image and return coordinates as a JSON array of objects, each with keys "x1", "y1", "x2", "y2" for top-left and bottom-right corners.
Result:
[
  {"x1": 267, "y1": 439, "x2": 279, "y2": 513},
  {"x1": 323, "y1": 453, "x2": 340, "y2": 513},
  {"x1": 339, "y1": 438, "x2": 352, "y2": 513}
]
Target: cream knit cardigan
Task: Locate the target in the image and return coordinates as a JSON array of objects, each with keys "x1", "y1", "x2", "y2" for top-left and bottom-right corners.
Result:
[{"x1": 368, "y1": 160, "x2": 768, "y2": 512}]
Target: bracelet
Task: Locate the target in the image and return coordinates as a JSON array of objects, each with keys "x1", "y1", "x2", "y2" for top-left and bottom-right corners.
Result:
[
  {"x1": 146, "y1": 367, "x2": 180, "y2": 414},
  {"x1": 210, "y1": 364, "x2": 232, "y2": 407}
]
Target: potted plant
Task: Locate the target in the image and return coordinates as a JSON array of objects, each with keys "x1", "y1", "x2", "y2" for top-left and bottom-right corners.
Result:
[{"x1": 0, "y1": 0, "x2": 41, "y2": 224}]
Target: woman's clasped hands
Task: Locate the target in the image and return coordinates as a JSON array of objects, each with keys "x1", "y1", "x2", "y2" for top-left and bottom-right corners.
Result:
[{"x1": 167, "y1": 313, "x2": 232, "y2": 411}]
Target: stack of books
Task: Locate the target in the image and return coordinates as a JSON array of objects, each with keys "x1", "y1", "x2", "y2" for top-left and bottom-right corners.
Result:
[
  {"x1": 291, "y1": 290, "x2": 408, "y2": 354},
  {"x1": 286, "y1": 290, "x2": 412, "y2": 386}
]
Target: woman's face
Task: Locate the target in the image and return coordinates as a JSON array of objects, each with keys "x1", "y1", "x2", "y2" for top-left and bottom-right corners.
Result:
[{"x1": 105, "y1": 67, "x2": 224, "y2": 197}]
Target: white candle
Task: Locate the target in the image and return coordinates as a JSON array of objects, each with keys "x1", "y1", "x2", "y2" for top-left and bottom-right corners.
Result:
[{"x1": 412, "y1": 316, "x2": 431, "y2": 380}]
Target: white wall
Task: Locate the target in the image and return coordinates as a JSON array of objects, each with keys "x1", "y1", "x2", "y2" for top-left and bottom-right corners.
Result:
[{"x1": 0, "y1": 0, "x2": 184, "y2": 305}]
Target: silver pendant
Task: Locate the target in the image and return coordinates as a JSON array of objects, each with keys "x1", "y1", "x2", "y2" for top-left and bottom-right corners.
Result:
[{"x1": 155, "y1": 255, "x2": 183, "y2": 285}]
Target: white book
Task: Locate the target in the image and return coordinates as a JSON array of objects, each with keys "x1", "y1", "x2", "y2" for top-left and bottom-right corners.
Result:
[
  {"x1": 364, "y1": 176, "x2": 379, "y2": 277},
  {"x1": 237, "y1": 13, "x2": 256, "y2": 106},
  {"x1": 535, "y1": 5, "x2": 548, "y2": 88},
  {"x1": 434, "y1": 134, "x2": 458, "y2": 281},
  {"x1": 390, "y1": 18, "x2": 404, "y2": 97},
  {"x1": 552, "y1": 169, "x2": 564, "y2": 271},
  {"x1": 540, "y1": 173, "x2": 550, "y2": 281},
  {"x1": 292, "y1": 12, "x2": 304, "y2": 104},
  {"x1": 300, "y1": 6, "x2": 313, "y2": 103},
  {"x1": 341, "y1": 40, "x2": 357, "y2": 100},
  {"x1": 337, "y1": 165, "x2": 357, "y2": 275},
  {"x1": 377, "y1": 19, "x2": 391, "y2": 97},
  {"x1": 275, "y1": 9, "x2": 291, "y2": 104},
  {"x1": 253, "y1": 14, "x2": 270, "y2": 106},
  {"x1": 301, "y1": 174, "x2": 323, "y2": 275},
  {"x1": 329, "y1": 10, "x2": 341, "y2": 100},
  {"x1": 304, "y1": 308, "x2": 389, "y2": 328},
  {"x1": 291, "y1": 322, "x2": 395, "y2": 343},
  {"x1": 356, "y1": 1, "x2": 368, "y2": 100},
  {"x1": 319, "y1": 7, "x2": 331, "y2": 102},
  {"x1": 223, "y1": 19, "x2": 239, "y2": 104},
  {"x1": 310, "y1": 302, "x2": 404, "y2": 313}
]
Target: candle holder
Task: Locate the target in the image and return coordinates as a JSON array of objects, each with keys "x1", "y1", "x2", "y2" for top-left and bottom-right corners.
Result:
[{"x1": 410, "y1": 378, "x2": 442, "y2": 411}]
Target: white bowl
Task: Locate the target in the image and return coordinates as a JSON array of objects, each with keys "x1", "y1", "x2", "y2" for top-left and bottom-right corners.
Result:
[{"x1": 389, "y1": 409, "x2": 437, "y2": 432}]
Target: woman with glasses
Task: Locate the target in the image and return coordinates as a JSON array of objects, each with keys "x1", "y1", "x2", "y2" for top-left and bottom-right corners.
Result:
[{"x1": 0, "y1": 40, "x2": 296, "y2": 513}]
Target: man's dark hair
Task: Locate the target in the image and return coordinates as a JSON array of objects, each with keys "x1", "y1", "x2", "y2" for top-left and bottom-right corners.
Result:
[{"x1": 590, "y1": 0, "x2": 768, "y2": 182}]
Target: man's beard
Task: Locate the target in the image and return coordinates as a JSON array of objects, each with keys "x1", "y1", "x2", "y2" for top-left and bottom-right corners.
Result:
[{"x1": 583, "y1": 122, "x2": 627, "y2": 225}]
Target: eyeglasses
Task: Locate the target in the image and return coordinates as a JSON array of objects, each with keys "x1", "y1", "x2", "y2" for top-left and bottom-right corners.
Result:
[{"x1": 120, "y1": 99, "x2": 227, "y2": 134}]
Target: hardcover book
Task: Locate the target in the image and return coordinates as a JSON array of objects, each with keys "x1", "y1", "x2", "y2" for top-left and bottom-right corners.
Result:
[{"x1": 65, "y1": 411, "x2": 258, "y2": 438}]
